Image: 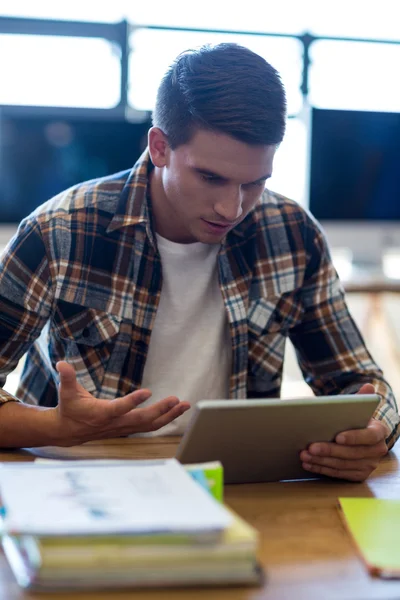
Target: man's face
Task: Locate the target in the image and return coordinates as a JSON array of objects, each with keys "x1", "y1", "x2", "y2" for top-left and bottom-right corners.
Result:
[{"x1": 149, "y1": 128, "x2": 277, "y2": 244}]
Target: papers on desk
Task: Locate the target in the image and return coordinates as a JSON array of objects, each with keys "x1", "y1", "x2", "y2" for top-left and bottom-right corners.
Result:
[
  {"x1": 0, "y1": 459, "x2": 230, "y2": 536},
  {"x1": 0, "y1": 459, "x2": 261, "y2": 590},
  {"x1": 338, "y1": 498, "x2": 400, "y2": 578}
]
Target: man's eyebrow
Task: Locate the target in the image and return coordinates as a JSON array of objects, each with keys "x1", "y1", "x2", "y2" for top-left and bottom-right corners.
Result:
[
  {"x1": 192, "y1": 167, "x2": 271, "y2": 185},
  {"x1": 247, "y1": 173, "x2": 272, "y2": 185}
]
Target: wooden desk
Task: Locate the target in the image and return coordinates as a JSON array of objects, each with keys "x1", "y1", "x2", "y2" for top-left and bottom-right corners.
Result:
[{"x1": 1, "y1": 439, "x2": 400, "y2": 600}]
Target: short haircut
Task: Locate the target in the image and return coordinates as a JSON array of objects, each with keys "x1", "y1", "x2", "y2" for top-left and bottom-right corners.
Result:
[{"x1": 152, "y1": 43, "x2": 287, "y2": 148}]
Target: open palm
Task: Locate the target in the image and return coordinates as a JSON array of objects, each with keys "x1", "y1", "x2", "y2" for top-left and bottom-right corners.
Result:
[{"x1": 55, "y1": 361, "x2": 190, "y2": 445}]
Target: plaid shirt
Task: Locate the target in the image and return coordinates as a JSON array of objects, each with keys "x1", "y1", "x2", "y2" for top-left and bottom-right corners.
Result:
[{"x1": 0, "y1": 150, "x2": 399, "y2": 446}]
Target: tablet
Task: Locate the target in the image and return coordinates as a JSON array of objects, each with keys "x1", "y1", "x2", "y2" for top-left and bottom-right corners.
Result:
[{"x1": 175, "y1": 395, "x2": 380, "y2": 484}]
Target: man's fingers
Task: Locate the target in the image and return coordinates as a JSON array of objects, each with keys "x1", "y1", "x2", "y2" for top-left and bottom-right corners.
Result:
[
  {"x1": 138, "y1": 397, "x2": 190, "y2": 427},
  {"x1": 335, "y1": 420, "x2": 387, "y2": 446},
  {"x1": 107, "y1": 389, "x2": 153, "y2": 419},
  {"x1": 356, "y1": 383, "x2": 375, "y2": 395},
  {"x1": 300, "y1": 452, "x2": 380, "y2": 472},
  {"x1": 122, "y1": 398, "x2": 190, "y2": 432},
  {"x1": 301, "y1": 461, "x2": 370, "y2": 482},
  {"x1": 150, "y1": 401, "x2": 191, "y2": 431},
  {"x1": 300, "y1": 389, "x2": 387, "y2": 483},
  {"x1": 307, "y1": 440, "x2": 387, "y2": 460}
]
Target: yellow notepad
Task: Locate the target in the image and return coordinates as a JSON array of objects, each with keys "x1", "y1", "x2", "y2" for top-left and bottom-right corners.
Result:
[{"x1": 338, "y1": 498, "x2": 400, "y2": 578}]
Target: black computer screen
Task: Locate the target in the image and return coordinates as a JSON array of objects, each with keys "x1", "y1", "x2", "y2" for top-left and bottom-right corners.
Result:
[
  {"x1": 309, "y1": 108, "x2": 400, "y2": 221},
  {"x1": 0, "y1": 113, "x2": 151, "y2": 223}
]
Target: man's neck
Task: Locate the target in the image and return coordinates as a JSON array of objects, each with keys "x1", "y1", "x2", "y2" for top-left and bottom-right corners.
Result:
[{"x1": 148, "y1": 168, "x2": 190, "y2": 243}]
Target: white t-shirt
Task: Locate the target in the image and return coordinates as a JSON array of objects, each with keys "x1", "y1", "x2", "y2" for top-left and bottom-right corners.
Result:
[{"x1": 138, "y1": 234, "x2": 232, "y2": 436}]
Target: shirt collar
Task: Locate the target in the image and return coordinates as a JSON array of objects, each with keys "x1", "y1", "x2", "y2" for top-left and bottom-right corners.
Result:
[{"x1": 106, "y1": 148, "x2": 154, "y2": 235}]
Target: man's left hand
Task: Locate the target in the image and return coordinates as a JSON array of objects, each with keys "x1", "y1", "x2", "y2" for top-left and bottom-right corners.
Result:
[{"x1": 299, "y1": 384, "x2": 389, "y2": 482}]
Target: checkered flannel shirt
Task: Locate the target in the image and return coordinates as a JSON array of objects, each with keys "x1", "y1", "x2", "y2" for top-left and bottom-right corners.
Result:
[{"x1": 0, "y1": 150, "x2": 398, "y2": 446}]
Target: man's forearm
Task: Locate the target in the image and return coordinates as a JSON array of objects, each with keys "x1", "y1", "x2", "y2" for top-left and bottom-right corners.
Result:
[{"x1": 0, "y1": 402, "x2": 63, "y2": 449}]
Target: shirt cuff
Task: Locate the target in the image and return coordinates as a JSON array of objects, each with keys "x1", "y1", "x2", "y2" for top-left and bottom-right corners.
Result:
[{"x1": 0, "y1": 389, "x2": 21, "y2": 404}]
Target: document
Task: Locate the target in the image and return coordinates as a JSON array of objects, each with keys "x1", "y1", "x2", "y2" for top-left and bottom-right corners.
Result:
[{"x1": 0, "y1": 459, "x2": 231, "y2": 536}]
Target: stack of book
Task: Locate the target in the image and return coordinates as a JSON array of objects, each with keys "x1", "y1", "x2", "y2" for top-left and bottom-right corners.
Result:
[{"x1": 0, "y1": 459, "x2": 261, "y2": 591}]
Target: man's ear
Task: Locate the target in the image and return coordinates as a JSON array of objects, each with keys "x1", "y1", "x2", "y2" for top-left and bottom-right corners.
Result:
[{"x1": 148, "y1": 127, "x2": 170, "y2": 167}]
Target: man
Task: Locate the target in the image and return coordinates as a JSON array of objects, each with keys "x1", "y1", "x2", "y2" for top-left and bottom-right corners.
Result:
[{"x1": 0, "y1": 44, "x2": 397, "y2": 481}]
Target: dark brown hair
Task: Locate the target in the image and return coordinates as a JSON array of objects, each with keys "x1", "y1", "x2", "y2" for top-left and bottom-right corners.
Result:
[{"x1": 152, "y1": 43, "x2": 287, "y2": 148}]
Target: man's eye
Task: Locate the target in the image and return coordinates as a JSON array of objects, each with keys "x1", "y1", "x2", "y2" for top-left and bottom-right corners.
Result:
[
  {"x1": 243, "y1": 180, "x2": 265, "y2": 189},
  {"x1": 201, "y1": 175, "x2": 223, "y2": 184}
]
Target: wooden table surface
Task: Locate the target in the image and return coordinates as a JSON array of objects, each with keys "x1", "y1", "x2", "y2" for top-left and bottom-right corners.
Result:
[{"x1": 1, "y1": 438, "x2": 400, "y2": 600}]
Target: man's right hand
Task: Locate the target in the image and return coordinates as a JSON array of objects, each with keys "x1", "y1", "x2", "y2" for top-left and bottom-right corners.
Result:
[{"x1": 53, "y1": 361, "x2": 190, "y2": 446}]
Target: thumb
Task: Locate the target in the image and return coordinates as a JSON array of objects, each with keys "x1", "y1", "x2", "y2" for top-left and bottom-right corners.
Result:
[
  {"x1": 56, "y1": 361, "x2": 78, "y2": 400},
  {"x1": 356, "y1": 383, "x2": 375, "y2": 395}
]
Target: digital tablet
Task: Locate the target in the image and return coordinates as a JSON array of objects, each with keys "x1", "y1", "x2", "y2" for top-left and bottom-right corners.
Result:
[{"x1": 175, "y1": 395, "x2": 380, "y2": 484}]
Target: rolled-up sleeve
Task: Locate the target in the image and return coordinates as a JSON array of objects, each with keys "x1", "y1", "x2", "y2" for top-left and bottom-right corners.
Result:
[
  {"x1": 0, "y1": 218, "x2": 53, "y2": 404},
  {"x1": 290, "y1": 213, "x2": 399, "y2": 448}
]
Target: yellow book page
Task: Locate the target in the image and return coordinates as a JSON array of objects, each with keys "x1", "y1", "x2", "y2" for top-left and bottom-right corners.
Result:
[
  {"x1": 222, "y1": 509, "x2": 259, "y2": 546},
  {"x1": 21, "y1": 510, "x2": 259, "y2": 569},
  {"x1": 338, "y1": 498, "x2": 400, "y2": 577}
]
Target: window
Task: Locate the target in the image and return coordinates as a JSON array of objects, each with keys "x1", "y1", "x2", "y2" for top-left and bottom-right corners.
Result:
[
  {"x1": 268, "y1": 118, "x2": 308, "y2": 205},
  {"x1": 306, "y1": 0, "x2": 400, "y2": 40},
  {"x1": 0, "y1": 1, "x2": 125, "y2": 22},
  {"x1": 309, "y1": 40, "x2": 400, "y2": 111},
  {"x1": 0, "y1": 34, "x2": 121, "y2": 108},
  {"x1": 124, "y1": 1, "x2": 307, "y2": 34},
  {"x1": 128, "y1": 29, "x2": 303, "y2": 116}
]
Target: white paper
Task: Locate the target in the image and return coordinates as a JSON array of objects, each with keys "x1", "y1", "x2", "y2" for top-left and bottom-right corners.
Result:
[{"x1": 0, "y1": 459, "x2": 231, "y2": 536}]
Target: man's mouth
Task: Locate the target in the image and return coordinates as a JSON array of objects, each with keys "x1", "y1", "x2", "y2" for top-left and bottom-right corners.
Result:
[{"x1": 202, "y1": 219, "x2": 235, "y2": 232}]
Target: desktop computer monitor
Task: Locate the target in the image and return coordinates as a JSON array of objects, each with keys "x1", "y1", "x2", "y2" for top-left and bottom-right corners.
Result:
[
  {"x1": 309, "y1": 107, "x2": 400, "y2": 270},
  {"x1": 0, "y1": 110, "x2": 152, "y2": 248}
]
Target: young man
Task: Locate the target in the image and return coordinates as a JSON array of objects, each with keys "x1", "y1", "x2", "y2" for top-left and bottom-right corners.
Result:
[{"x1": 0, "y1": 44, "x2": 397, "y2": 481}]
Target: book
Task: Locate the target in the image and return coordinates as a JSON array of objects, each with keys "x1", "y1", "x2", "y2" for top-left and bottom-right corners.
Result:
[
  {"x1": 0, "y1": 460, "x2": 261, "y2": 590},
  {"x1": 338, "y1": 497, "x2": 400, "y2": 578},
  {"x1": 16, "y1": 507, "x2": 257, "y2": 568},
  {"x1": 2, "y1": 532, "x2": 262, "y2": 591},
  {"x1": 183, "y1": 461, "x2": 224, "y2": 502},
  {"x1": 0, "y1": 459, "x2": 231, "y2": 537}
]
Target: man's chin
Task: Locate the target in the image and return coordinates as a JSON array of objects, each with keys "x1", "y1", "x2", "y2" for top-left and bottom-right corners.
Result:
[{"x1": 194, "y1": 230, "x2": 227, "y2": 245}]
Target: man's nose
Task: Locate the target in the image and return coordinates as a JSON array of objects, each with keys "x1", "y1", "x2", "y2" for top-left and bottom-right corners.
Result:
[{"x1": 214, "y1": 189, "x2": 243, "y2": 222}]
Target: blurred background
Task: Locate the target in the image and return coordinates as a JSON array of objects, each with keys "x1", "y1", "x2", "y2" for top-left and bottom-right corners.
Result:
[{"x1": 1, "y1": 0, "x2": 400, "y2": 398}]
